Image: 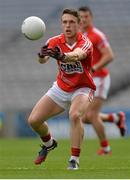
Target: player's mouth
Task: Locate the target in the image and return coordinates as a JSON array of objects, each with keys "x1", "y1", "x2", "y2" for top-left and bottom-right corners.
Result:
[{"x1": 66, "y1": 29, "x2": 71, "y2": 34}]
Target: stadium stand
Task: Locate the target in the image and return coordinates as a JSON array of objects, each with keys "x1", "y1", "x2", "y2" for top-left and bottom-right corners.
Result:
[{"x1": 0, "y1": 0, "x2": 130, "y2": 137}]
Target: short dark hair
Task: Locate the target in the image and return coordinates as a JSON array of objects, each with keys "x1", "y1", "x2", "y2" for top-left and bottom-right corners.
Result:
[
  {"x1": 62, "y1": 8, "x2": 80, "y2": 23},
  {"x1": 78, "y1": 6, "x2": 93, "y2": 16}
]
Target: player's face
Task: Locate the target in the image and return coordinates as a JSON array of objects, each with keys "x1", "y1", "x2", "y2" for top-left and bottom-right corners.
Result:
[
  {"x1": 79, "y1": 11, "x2": 93, "y2": 29},
  {"x1": 61, "y1": 14, "x2": 79, "y2": 38}
]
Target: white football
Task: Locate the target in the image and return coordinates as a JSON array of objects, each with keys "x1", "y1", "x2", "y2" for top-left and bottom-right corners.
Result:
[{"x1": 21, "y1": 16, "x2": 46, "y2": 40}]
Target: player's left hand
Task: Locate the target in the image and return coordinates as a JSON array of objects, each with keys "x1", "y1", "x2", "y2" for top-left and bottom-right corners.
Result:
[
  {"x1": 47, "y1": 46, "x2": 66, "y2": 62},
  {"x1": 38, "y1": 45, "x2": 49, "y2": 58},
  {"x1": 91, "y1": 67, "x2": 96, "y2": 74}
]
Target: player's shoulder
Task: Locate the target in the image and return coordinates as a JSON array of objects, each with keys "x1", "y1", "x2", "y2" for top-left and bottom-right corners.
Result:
[
  {"x1": 80, "y1": 33, "x2": 93, "y2": 52},
  {"x1": 92, "y1": 27, "x2": 106, "y2": 40},
  {"x1": 46, "y1": 34, "x2": 62, "y2": 44},
  {"x1": 83, "y1": 34, "x2": 92, "y2": 43},
  {"x1": 81, "y1": 33, "x2": 93, "y2": 47}
]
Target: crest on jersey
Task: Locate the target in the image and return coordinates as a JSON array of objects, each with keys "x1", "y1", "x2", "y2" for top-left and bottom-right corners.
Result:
[{"x1": 59, "y1": 61, "x2": 83, "y2": 74}]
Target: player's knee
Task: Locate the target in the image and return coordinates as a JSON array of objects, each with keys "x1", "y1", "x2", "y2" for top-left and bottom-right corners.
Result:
[
  {"x1": 28, "y1": 114, "x2": 40, "y2": 129},
  {"x1": 82, "y1": 111, "x2": 96, "y2": 123},
  {"x1": 69, "y1": 110, "x2": 81, "y2": 124}
]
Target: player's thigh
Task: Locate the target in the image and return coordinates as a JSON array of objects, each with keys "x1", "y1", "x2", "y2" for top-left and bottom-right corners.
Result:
[
  {"x1": 82, "y1": 97, "x2": 104, "y2": 122},
  {"x1": 88, "y1": 97, "x2": 104, "y2": 112},
  {"x1": 29, "y1": 95, "x2": 64, "y2": 122},
  {"x1": 69, "y1": 94, "x2": 91, "y2": 119},
  {"x1": 94, "y1": 75, "x2": 111, "y2": 99}
]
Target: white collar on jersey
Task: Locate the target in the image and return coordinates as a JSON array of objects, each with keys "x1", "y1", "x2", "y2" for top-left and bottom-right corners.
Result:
[
  {"x1": 83, "y1": 32, "x2": 88, "y2": 37},
  {"x1": 65, "y1": 42, "x2": 77, "y2": 50}
]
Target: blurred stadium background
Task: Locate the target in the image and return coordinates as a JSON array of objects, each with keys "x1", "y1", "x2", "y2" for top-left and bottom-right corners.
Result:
[{"x1": 0, "y1": 0, "x2": 130, "y2": 138}]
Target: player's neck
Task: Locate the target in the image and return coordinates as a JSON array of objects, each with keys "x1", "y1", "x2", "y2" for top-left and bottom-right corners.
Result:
[
  {"x1": 86, "y1": 23, "x2": 93, "y2": 32},
  {"x1": 81, "y1": 27, "x2": 87, "y2": 33},
  {"x1": 80, "y1": 22, "x2": 93, "y2": 33},
  {"x1": 65, "y1": 36, "x2": 77, "y2": 46}
]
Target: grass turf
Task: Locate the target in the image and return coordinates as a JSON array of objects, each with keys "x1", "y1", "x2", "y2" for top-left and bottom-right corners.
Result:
[{"x1": 0, "y1": 138, "x2": 130, "y2": 179}]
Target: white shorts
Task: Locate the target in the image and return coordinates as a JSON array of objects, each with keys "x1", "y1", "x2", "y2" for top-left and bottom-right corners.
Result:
[
  {"x1": 93, "y1": 75, "x2": 111, "y2": 99},
  {"x1": 46, "y1": 82, "x2": 94, "y2": 109}
]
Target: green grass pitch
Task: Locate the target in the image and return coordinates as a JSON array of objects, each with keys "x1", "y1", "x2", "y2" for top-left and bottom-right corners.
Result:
[{"x1": 0, "y1": 138, "x2": 130, "y2": 179}]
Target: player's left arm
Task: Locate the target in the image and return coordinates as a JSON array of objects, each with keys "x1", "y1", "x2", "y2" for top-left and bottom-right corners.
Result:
[
  {"x1": 91, "y1": 33, "x2": 114, "y2": 72},
  {"x1": 64, "y1": 39, "x2": 92, "y2": 62},
  {"x1": 64, "y1": 47, "x2": 87, "y2": 62},
  {"x1": 63, "y1": 39, "x2": 92, "y2": 62},
  {"x1": 92, "y1": 46, "x2": 114, "y2": 72},
  {"x1": 47, "y1": 40, "x2": 91, "y2": 63}
]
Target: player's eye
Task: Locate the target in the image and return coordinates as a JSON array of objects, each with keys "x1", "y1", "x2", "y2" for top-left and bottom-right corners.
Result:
[
  {"x1": 63, "y1": 20, "x2": 67, "y2": 24},
  {"x1": 69, "y1": 20, "x2": 75, "y2": 24},
  {"x1": 62, "y1": 20, "x2": 75, "y2": 25}
]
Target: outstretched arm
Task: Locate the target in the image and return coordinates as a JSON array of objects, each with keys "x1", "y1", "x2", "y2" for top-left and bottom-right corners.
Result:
[
  {"x1": 47, "y1": 46, "x2": 87, "y2": 63},
  {"x1": 64, "y1": 48, "x2": 87, "y2": 62},
  {"x1": 37, "y1": 45, "x2": 50, "y2": 64},
  {"x1": 38, "y1": 55, "x2": 49, "y2": 64}
]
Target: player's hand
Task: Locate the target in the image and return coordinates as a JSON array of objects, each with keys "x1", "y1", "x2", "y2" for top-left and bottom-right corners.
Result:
[
  {"x1": 91, "y1": 67, "x2": 96, "y2": 74},
  {"x1": 38, "y1": 45, "x2": 49, "y2": 58},
  {"x1": 47, "y1": 46, "x2": 66, "y2": 62}
]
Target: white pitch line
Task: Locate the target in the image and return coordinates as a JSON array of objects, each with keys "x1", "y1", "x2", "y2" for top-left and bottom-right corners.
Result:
[
  {"x1": 0, "y1": 167, "x2": 38, "y2": 170},
  {"x1": 0, "y1": 167, "x2": 130, "y2": 170}
]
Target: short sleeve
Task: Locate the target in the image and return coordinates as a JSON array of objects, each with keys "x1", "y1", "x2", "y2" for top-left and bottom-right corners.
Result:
[
  {"x1": 46, "y1": 37, "x2": 57, "y2": 49},
  {"x1": 96, "y1": 33, "x2": 110, "y2": 49},
  {"x1": 80, "y1": 37, "x2": 93, "y2": 54}
]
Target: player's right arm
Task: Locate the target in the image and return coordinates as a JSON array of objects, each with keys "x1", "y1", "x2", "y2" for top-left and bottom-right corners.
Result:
[
  {"x1": 37, "y1": 38, "x2": 57, "y2": 64},
  {"x1": 38, "y1": 56, "x2": 49, "y2": 64},
  {"x1": 37, "y1": 44, "x2": 50, "y2": 64}
]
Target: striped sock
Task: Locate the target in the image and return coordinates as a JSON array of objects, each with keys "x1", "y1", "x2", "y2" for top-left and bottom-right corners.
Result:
[
  {"x1": 41, "y1": 133, "x2": 53, "y2": 147},
  {"x1": 108, "y1": 113, "x2": 119, "y2": 123},
  {"x1": 100, "y1": 139, "x2": 111, "y2": 152}
]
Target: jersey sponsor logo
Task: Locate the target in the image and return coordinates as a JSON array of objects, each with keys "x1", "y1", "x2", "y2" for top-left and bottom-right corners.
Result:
[{"x1": 59, "y1": 61, "x2": 83, "y2": 74}]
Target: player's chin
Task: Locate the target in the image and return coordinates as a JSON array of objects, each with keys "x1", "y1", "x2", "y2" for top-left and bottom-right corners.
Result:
[{"x1": 65, "y1": 32, "x2": 73, "y2": 38}]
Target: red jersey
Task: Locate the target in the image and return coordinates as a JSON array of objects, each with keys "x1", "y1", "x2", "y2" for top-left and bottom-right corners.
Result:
[
  {"x1": 47, "y1": 32, "x2": 96, "y2": 92},
  {"x1": 85, "y1": 26, "x2": 110, "y2": 77}
]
